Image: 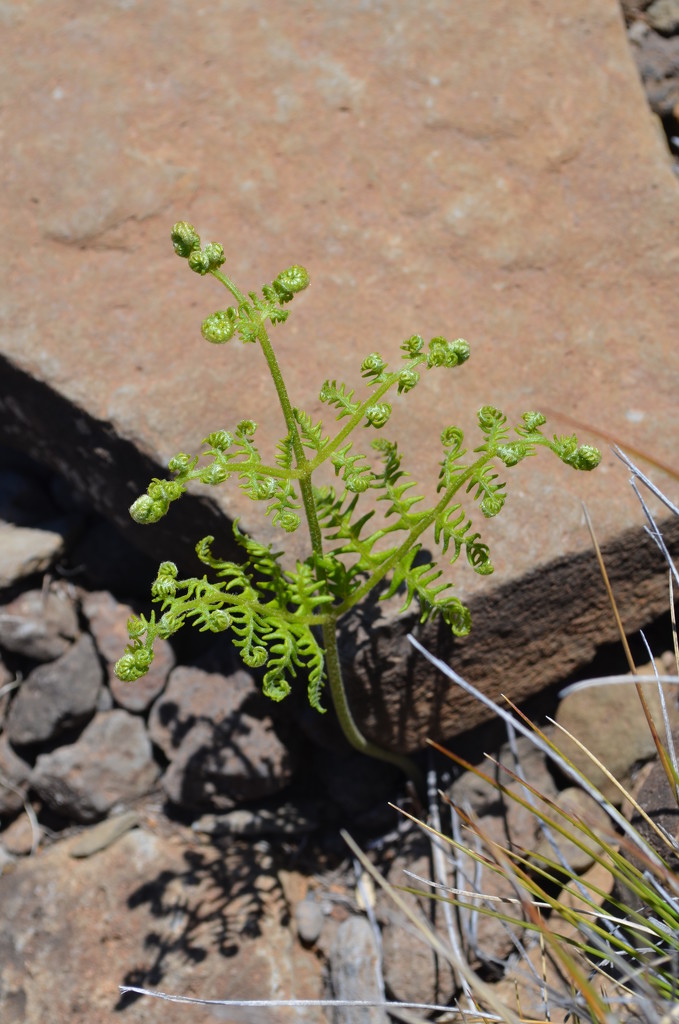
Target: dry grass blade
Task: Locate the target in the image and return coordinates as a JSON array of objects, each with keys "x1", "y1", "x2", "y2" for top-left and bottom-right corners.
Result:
[
  {"x1": 581, "y1": 503, "x2": 675, "y2": 789},
  {"x1": 341, "y1": 829, "x2": 525, "y2": 1024}
]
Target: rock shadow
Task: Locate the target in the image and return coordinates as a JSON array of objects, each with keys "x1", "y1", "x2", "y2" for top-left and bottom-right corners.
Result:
[{"x1": 115, "y1": 836, "x2": 279, "y2": 1011}]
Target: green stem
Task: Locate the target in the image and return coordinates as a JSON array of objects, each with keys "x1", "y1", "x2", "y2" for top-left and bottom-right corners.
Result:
[
  {"x1": 212, "y1": 267, "x2": 423, "y2": 792},
  {"x1": 211, "y1": 267, "x2": 321, "y2": 548},
  {"x1": 322, "y1": 615, "x2": 424, "y2": 794},
  {"x1": 210, "y1": 268, "x2": 247, "y2": 305}
]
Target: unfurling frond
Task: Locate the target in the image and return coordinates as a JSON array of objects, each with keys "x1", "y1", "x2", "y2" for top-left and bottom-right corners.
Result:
[
  {"x1": 319, "y1": 379, "x2": 361, "y2": 419},
  {"x1": 121, "y1": 222, "x2": 601, "y2": 765},
  {"x1": 293, "y1": 408, "x2": 329, "y2": 454},
  {"x1": 380, "y1": 546, "x2": 472, "y2": 635},
  {"x1": 115, "y1": 526, "x2": 329, "y2": 712}
]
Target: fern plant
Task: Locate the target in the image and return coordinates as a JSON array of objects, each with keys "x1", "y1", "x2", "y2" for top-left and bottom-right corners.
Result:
[{"x1": 114, "y1": 221, "x2": 601, "y2": 787}]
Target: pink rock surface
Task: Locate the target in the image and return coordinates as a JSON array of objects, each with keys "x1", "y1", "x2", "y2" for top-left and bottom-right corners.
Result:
[
  {"x1": 0, "y1": 826, "x2": 325, "y2": 1023},
  {"x1": 2, "y1": 1, "x2": 679, "y2": 743}
]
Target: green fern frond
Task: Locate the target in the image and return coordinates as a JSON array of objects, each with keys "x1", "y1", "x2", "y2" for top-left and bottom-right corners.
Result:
[
  {"x1": 437, "y1": 426, "x2": 470, "y2": 492},
  {"x1": 316, "y1": 488, "x2": 374, "y2": 547},
  {"x1": 119, "y1": 225, "x2": 602, "y2": 786},
  {"x1": 465, "y1": 462, "x2": 507, "y2": 518},
  {"x1": 330, "y1": 441, "x2": 375, "y2": 494},
  {"x1": 476, "y1": 405, "x2": 511, "y2": 446},
  {"x1": 360, "y1": 352, "x2": 389, "y2": 384},
  {"x1": 262, "y1": 619, "x2": 326, "y2": 708},
  {"x1": 433, "y1": 506, "x2": 493, "y2": 574},
  {"x1": 265, "y1": 481, "x2": 302, "y2": 533},
  {"x1": 370, "y1": 438, "x2": 403, "y2": 484},
  {"x1": 275, "y1": 432, "x2": 295, "y2": 470},
  {"x1": 116, "y1": 529, "x2": 329, "y2": 711},
  {"x1": 319, "y1": 379, "x2": 361, "y2": 419},
  {"x1": 204, "y1": 526, "x2": 287, "y2": 601},
  {"x1": 381, "y1": 545, "x2": 445, "y2": 609},
  {"x1": 233, "y1": 300, "x2": 265, "y2": 343},
  {"x1": 293, "y1": 408, "x2": 329, "y2": 454},
  {"x1": 315, "y1": 488, "x2": 379, "y2": 562},
  {"x1": 380, "y1": 546, "x2": 471, "y2": 634},
  {"x1": 280, "y1": 560, "x2": 335, "y2": 620},
  {"x1": 262, "y1": 265, "x2": 310, "y2": 306},
  {"x1": 296, "y1": 631, "x2": 326, "y2": 710}
]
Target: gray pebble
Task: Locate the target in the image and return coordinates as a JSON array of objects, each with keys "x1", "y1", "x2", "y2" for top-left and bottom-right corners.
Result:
[
  {"x1": 294, "y1": 898, "x2": 324, "y2": 945},
  {"x1": 69, "y1": 810, "x2": 139, "y2": 857}
]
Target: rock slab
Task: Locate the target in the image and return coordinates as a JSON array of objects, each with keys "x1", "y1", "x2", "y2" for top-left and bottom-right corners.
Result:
[
  {"x1": 2, "y1": 1, "x2": 679, "y2": 746},
  {"x1": 0, "y1": 827, "x2": 326, "y2": 1024}
]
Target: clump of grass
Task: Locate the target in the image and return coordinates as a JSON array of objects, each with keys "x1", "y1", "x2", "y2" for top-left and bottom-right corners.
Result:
[{"x1": 378, "y1": 448, "x2": 679, "y2": 1024}]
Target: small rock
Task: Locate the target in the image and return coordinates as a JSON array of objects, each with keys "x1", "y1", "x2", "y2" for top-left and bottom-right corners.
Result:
[
  {"x1": 0, "y1": 519, "x2": 74, "y2": 591},
  {"x1": 554, "y1": 663, "x2": 679, "y2": 803},
  {"x1": 0, "y1": 845, "x2": 16, "y2": 875},
  {"x1": 150, "y1": 665, "x2": 294, "y2": 811},
  {"x1": 0, "y1": 653, "x2": 13, "y2": 720},
  {"x1": 6, "y1": 634, "x2": 103, "y2": 747},
  {"x1": 148, "y1": 664, "x2": 255, "y2": 757},
  {"x1": 30, "y1": 709, "x2": 159, "y2": 822},
  {"x1": 627, "y1": 24, "x2": 679, "y2": 118},
  {"x1": 329, "y1": 915, "x2": 388, "y2": 1024},
  {"x1": 647, "y1": 0, "x2": 679, "y2": 34},
  {"x1": 381, "y1": 897, "x2": 456, "y2": 1007},
  {"x1": 159, "y1": 715, "x2": 293, "y2": 811},
  {"x1": 621, "y1": 0, "x2": 654, "y2": 19},
  {"x1": 295, "y1": 898, "x2": 324, "y2": 945},
  {"x1": 448, "y1": 765, "x2": 503, "y2": 815},
  {"x1": 532, "y1": 786, "x2": 613, "y2": 875},
  {"x1": 0, "y1": 813, "x2": 38, "y2": 856},
  {"x1": 69, "y1": 810, "x2": 139, "y2": 858},
  {"x1": 0, "y1": 734, "x2": 31, "y2": 815},
  {"x1": 82, "y1": 590, "x2": 174, "y2": 711},
  {"x1": 628, "y1": 19, "x2": 650, "y2": 45},
  {"x1": 0, "y1": 583, "x2": 79, "y2": 661},
  {"x1": 95, "y1": 684, "x2": 114, "y2": 712}
]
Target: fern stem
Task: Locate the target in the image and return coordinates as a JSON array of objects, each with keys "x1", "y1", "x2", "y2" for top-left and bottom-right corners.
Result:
[
  {"x1": 212, "y1": 265, "x2": 424, "y2": 792},
  {"x1": 212, "y1": 266, "x2": 321, "y2": 546},
  {"x1": 322, "y1": 616, "x2": 424, "y2": 794},
  {"x1": 210, "y1": 268, "x2": 247, "y2": 305}
]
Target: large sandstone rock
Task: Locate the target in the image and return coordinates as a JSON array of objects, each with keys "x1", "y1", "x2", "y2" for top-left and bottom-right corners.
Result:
[
  {"x1": 0, "y1": 827, "x2": 325, "y2": 1023},
  {"x1": 2, "y1": 1, "x2": 679, "y2": 748}
]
